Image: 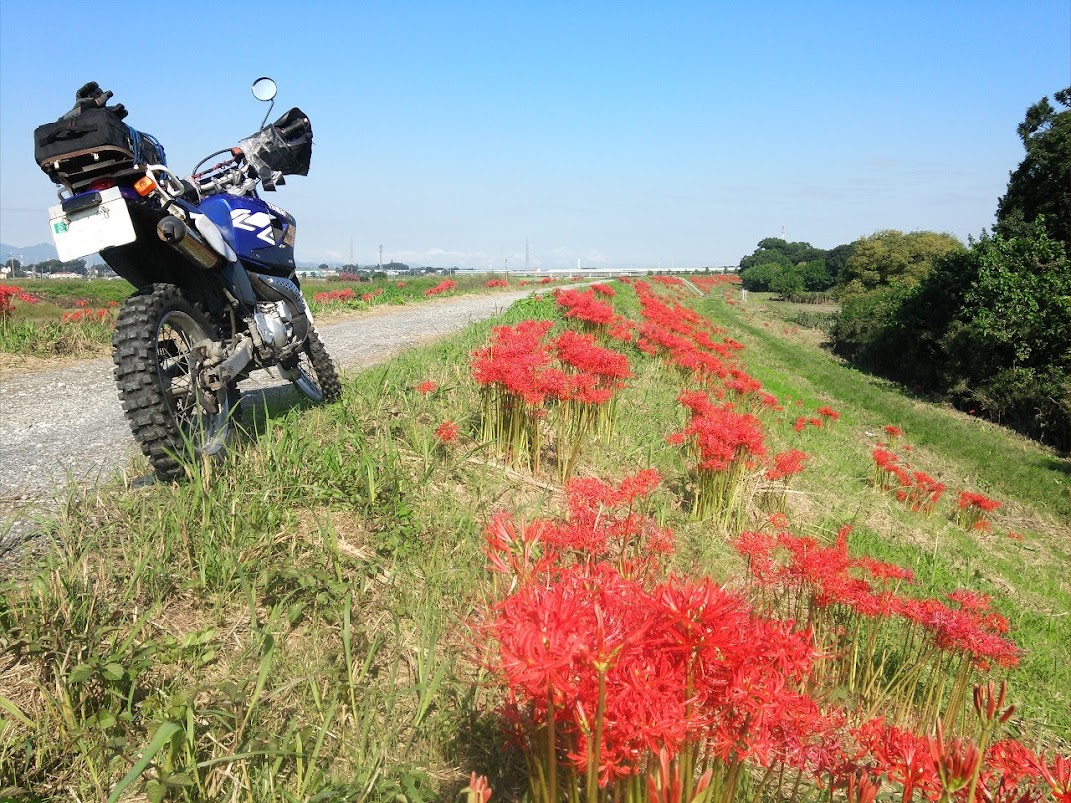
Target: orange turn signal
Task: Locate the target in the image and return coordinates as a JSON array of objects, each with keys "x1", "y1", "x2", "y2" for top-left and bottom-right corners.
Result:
[{"x1": 134, "y1": 176, "x2": 157, "y2": 196}]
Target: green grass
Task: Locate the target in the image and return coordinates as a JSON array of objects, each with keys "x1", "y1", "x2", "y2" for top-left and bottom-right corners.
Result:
[{"x1": 1, "y1": 278, "x2": 1067, "y2": 800}]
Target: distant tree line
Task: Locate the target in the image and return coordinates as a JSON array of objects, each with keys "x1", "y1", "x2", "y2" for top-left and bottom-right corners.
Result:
[{"x1": 736, "y1": 87, "x2": 1070, "y2": 449}]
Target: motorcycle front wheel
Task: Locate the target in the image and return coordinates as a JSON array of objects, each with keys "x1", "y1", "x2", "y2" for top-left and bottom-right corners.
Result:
[
  {"x1": 285, "y1": 328, "x2": 342, "y2": 403},
  {"x1": 113, "y1": 283, "x2": 235, "y2": 481}
]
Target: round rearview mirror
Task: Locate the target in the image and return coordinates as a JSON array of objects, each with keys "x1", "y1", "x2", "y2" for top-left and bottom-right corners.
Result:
[{"x1": 251, "y1": 77, "x2": 277, "y2": 102}]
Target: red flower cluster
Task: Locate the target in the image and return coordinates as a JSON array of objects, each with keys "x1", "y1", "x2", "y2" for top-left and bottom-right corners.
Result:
[
  {"x1": 61, "y1": 307, "x2": 113, "y2": 324},
  {"x1": 551, "y1": 329, "x2": 632, "y2": 405},
  {"x1": 434, "y1": 420, "x2": 458, "y2": 443},
  {"x1": 672, "y1": 390, "x2": 766, "y2": 473},
  {"x1": 872, "y1": 445, "x2": 946, "y2": 515},
  {"x1": 690, "y1": 274, "x2": 741, "y2": 294},
  {"x1": 552, "y1": 287, "x2": 618, "y2": 330},
  {"x1": 734, "y1": 524, "x2": 1020, "y2": 672},
  {"x1": 0, "y1": 284, "x2": 38, "y2": 317},
  {"x1": 415, "y1": 380, "x2": 438, "y2": 395},
  {"x1": 479, "y1": 472, "x2": 830, "y2": 792},
  {"x1": 485, "y1": 278, "x2": 509, "y2": 288},
  {"x1": 471, "y1": 320, "x2": 633, "y2": 471},
  {"x1": 956, "y1": 491, "x2": 1003, "y2": 532},
  {"x1": 359, "y1": 288, "x2": 385, "y2": 303},
  {"x1": 472, "y1": 320, "x2": 559, "y2": 407},
  {"x1": 794, "y1": 416, "x2": 823, "y2": 432},
  {"x1": 849, "y1": 718, "x2": 1067, "y2": 803},
  {"x1": 312, "y1": 288, "x2": 356, "y2": 304},
  {"x1": 425, "y1": 279, "x2": 458, "y2": 297},
  {"x1": 897, "y1": 470, "x2": 946, "y2": 514},
  {"x1": 590, "y1": 283, "x2": 616, "y2": 297},
  {"x1": 766, "y1": 448, "x2": 809, "y2": 481},
  {"x1": 816, "y1": 405, "x2": 840, "y2": 421}
]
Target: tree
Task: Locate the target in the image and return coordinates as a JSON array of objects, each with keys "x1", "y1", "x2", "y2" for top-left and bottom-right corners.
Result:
[
  {"x1": 739, "y1": 239, "x2": 792, "y2": 270},
  {"x1": 824, "y1": 243, "x2": 854, "y2": 284},
  {"x1": 769, "y1": 265, "x2": 805, "y2": 298},
  {"x1": 739, "y1": 262, "x2": 780, "y2": 292},
  {"x1": 839, "y1": 230, "x2": 964, "y2": 297},
  {"x1": 906, "y1": 223, "x2": 1070, "y2": 446},
  {"x1": 995, "y1": 87, "x2": 1071, "y2": 250},
  {"x1": 798, "y1": 259, "x2": 832, "y2": 291}
]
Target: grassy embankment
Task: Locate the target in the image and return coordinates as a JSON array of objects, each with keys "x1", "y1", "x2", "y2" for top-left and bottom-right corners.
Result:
[{"x1": 0, "y1": 281, "x2": 1067, "y2": 800}]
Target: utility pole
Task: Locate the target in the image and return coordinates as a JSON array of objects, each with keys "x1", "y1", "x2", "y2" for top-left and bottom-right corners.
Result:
[{"x1": 378, "y1": 244, "x2": 383, "y2": 272}]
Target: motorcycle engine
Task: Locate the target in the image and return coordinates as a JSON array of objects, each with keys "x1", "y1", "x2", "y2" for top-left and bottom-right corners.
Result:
[{"x1": 253, "y1": 300, "x2": 296, "y2": 351}]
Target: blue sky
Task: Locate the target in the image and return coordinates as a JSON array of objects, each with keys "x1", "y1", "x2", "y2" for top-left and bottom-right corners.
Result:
[{"x1": 1, "y1": 1, "x2": 1068, "y2": 269}]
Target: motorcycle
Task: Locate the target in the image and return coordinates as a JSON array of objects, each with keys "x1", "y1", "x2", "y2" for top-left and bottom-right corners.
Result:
[{"x1": 34, "y1": 78, "x2": 341, "y2": 480}]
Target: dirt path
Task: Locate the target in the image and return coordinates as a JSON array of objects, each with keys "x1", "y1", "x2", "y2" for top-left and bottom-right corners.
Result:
[{"x1": 0, "y1": 291, "x2": 531, "y2": 525}]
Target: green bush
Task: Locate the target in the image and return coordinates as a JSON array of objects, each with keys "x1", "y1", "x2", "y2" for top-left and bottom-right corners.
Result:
[{"x1": 831, "y1": 222, "x2": 1071, "y2": 449}]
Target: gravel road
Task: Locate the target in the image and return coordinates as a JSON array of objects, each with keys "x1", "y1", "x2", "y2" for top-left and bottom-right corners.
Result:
[{"x1": 0, "y1": 290, "x2": 532, "y2": 546}]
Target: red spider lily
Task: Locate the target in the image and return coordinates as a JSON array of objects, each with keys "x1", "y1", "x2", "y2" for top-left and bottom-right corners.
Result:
[
  {"x1": 553, "y1": 287, "x2": 618, "y2": 330},
  {"x1": 646, "y1": 747, "x2": 712, "y2": 803},
  {"x1": 816, "y1": 405, "x2": 840, "y2": 421},
  {"x1": 472, "y1": 320, "x2": 556, "y2": 405},
  {"x1": 552, "y1": 330, "x2": 632, "y2": 384},
  {"x1": 897, "y1": 471, "x2": 946, "y2": 515},
  {"x1": 483, "y1": 512, "x2": 557, "y2": 582},
  {"x1": 471, "y1": 319, "x2": 558, "y2": 469},
  {"x1": 958, "y1": 491, "x2": 1002, "y2": 513},
  {"x1": 845, "y1": 771, "x2": 882, "y2": 803},
  {"x1": 927, "y1": 720, "x2": 982, "y2": 797},
  {"x1": 670, "y1": 392, "x2": 766, "y2": 522},
  {"x1": 766, "y1": 449, "x2": 809, "y2": 481},
  {"x1": 486, "y1": 278, "x2": 509, "y2": 288},
  {"x1": 0, "y1": 284, "x2": 40, "y2": 317},
  {"x1": 1039, "y1": 753, "x2": 1071, "y2": 803},
  {"x1": 853, "y1": 717, "x2": 941, "y2": 801},
  {"x1": 1006, "y1": 531, "x2": 1024, "y2": 541},
  {"x1": 61, "y1": 306, "x2": 116, "y2": 325},
  {"x1": 463, "y1": 772, "x2": 492, "y2": 803},
  {"x1": 957, "y1": 491, "x2": 1003, "y2": 531},
  {"x1": 476, "y1": 477, "x2": 836, "y2": 802},
  {"x1": 872, "y1": 447, "x2": 910, "y2": 491},
  {"x1": 591, "y1": 283, "x2": 616, "y2": 297},
  {"x1": 878, "y1": 423, "x2": 903, "y2": 443},
  {"x1": 544, "y1": 470, "x2": 673, "y2": 571},
  {"x1": 312, "y1": 288, "x2": 356, "y2": 303},
  {"x1": 415, "y1": 379, "x2": 438, "y2": 395},
  {"x1": 425, "y1": 279, "x2": 458, "y2": 296},
  {"x1": 985, "y1": 739, "x2": 1045, "y2": 790},
  {"x1": 435, "y1": 420, "x2": 459, "y2": 443}
]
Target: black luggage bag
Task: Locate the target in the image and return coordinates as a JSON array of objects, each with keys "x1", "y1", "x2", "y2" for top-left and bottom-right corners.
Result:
[{"x1": 34, "y1": 107, "x2": 164, "y2": 192}]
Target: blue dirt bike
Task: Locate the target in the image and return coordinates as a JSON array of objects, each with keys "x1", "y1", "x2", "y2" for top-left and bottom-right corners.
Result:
[{"x1": 35, "y1": 78, "x2": 340, "y2": 480}]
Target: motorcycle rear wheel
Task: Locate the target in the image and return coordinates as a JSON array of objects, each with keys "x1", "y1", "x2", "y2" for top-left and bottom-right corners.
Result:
[
  {"x1": 113, "y1": 283, "x2": 235, "y2": 481},
  {"x1": 288, "y1": 328, "x2": 342, "y2": 403}
]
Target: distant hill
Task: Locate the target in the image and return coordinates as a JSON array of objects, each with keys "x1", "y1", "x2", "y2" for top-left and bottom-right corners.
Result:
[
  {"x1": 1, "y1": 242, "x2": 59, "y2": 264},
  {"x1": 1, "y1": 242, "x2": 106, "y2": 267}
]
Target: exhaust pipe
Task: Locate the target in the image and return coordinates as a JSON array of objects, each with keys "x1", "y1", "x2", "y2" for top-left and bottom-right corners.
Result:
[{"x1": 157, "y1": 216, "x2": 225, "y2": 270}]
